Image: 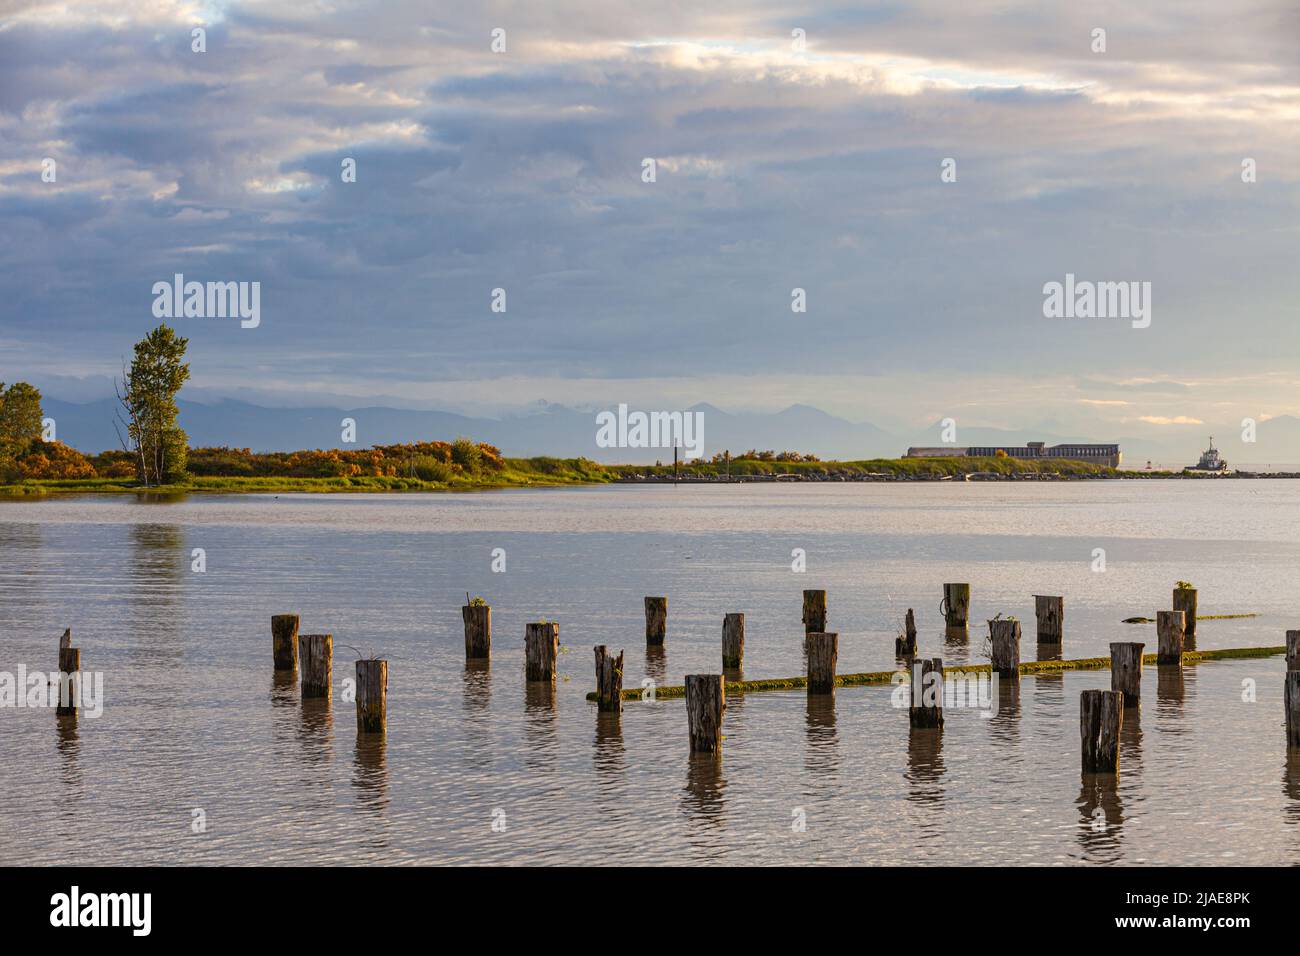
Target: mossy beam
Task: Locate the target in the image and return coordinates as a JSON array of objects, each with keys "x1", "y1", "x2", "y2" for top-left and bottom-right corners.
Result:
[{"x1": 584, "y1": 645, "x2": 1286, "y2": 702}]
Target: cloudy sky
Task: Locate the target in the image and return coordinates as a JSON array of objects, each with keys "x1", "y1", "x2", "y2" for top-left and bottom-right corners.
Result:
[{"x1": 0, "y1": 0, "x2": 1296, "y2": 440}]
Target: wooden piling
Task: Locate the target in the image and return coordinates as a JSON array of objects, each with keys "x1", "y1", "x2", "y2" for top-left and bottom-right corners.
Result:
[
  {"x1": 896, "y1": 608, "x2": 918, "y2": 657},
  {"x1": 1080, "y1": 689, "x2": 1123, "y2": 773},
  {"x1": 806, "y1": 632, "x2": 838, "y2": 695},
  {"x1": 1157, "y1": 611, "x2": 1185, "y2": 665},
  {"x1": 908, "y1": 657, "x2": 944, "y2": 728},
  {"x1": 462, "y1": 603, "x2": 491, "y2": 660},
  {"x1": 942, "y1": 583, "x2": 970, "y2": 639},
  {"x1": 1287, "y1": 630, "x2": 1300, "y2": 671},
  {"x1": 989, "y1": 618, "x2": 1021, "y2": 678},
  {"x1": 56, "y1": 647, "x2": 79, "y2": 718},
  {"x1": 722, "y1": 613, "x2": 745, "y2": 669},
  {"x1": 1173, "y1": 586, "x2": 1198, "y2": 641},
  {"x1": 594, "y1": 645, "x2": 624, "y2": 713},
  {"x1": 272, "y1": 614, "x2": 299, "y2": 671},
  {"x1": 802, "y1": 589, "x2": 827, "y2": 636},
  {"x1": 685, "y1": 674, "x2": 725, "y2": 753},
  {"x1": 525, "y1": 621, "x2": 560, "y2": 681},
  {"x1": 644, "y1": 597, "x2": 667, "y2": 646},
  {"x1": 1034, "y1": 595, "x2": 1063, "y2": 643},
  {"x1": 355, "y1": 659, "x2": 388, "y2": 734},
  {"x1": 1287, "y1": 671, "x2": 1300, "y2": 749},
  {"x1": 300, "y1": 633, "x2": 333, "y2": 698},
  {"x1": 1109, "y1": 642, "x2": 1144, "y2": 707}
]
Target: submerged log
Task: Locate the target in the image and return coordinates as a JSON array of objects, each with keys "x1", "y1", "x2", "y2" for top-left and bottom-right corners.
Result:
[
  {"x1": 909, "y1": 657, "x2": 944, "y2": 728},
  {"x1": 644, "y1": 597, "x2": 667, "y2": 646},
  {"x1": 722, "y1": 613, "x2": 745, "y2": 669},
  {"x1": 1109, "y1": 642, "x2": 1144, "y2": 707},
  {"x1": 806, "y1": 632, "x2": 838, "y2": 695},
  {"x1": 272, "y1": 614, "x2": 300, "y2": 671},
  {"x1": 594, "y1": 645, "x2": 624, "y2": 713},
  {"x1": 300, "y1": 634, "x2": 333, "y2": 698},
  {"x1": 1080, "y1": 689, "x2": 1123, "y2": 772},
  {"x1": 525, "y1": 621, "x2": 560, "y2": 681},
  {"x1": 989, "y1": 618, "x2": 1021, "y2": 679},
  {"x1": 802, "y1": 590, "x2": 827, "y2": 635},
  {"x1": 1034, "y1": 595, "x2": 1063, "y2": 643},
  {"x1": 942, "y1": 583, "x2": 970, "y2": 640},
  {"x1": 462, "y1": 604, "x2": 491, "y2": 660},
  {"x1": 355, "y1": 659, "x2": 388, "y2": 734},
  {"x1": 1157, "y1": 611, "x2": 1185, "y2": 665},
  {"x1": 685, "y1": 674, "x2": 725, "y2": 753}
]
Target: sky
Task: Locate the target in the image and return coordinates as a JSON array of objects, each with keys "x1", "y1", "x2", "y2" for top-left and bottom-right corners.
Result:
[{"x1": 0, "y1": 0, "x2": 1297, "y2": 442}]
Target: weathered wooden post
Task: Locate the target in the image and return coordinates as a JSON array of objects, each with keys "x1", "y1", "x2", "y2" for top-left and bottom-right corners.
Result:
[
  {"x1": 272, "y1": 614, "x2": 299, "y2": 671},
  {"x1": 1110, "y1": 642, "x2": 1144, "y2": 707},
  {"x1": 722, "y1": 613, "x2": 745, "y2": 669},
  {"x1": 594, "y1": 645, "x2": 624, "y2": 713},
  {"x1": 802, "y1": 589, "x2": 827, "y2": 637},
  {"x1": 1080, "y1": 689, "x2": 1123, "y2": 772},
  {"x1": 1286, "y1": 671, "x2": 1300, "y2": 749},
  {"x1": 685, "y1": 674, "x2": 725, "y2": 753},
  {"x1": 644, "y1": 597, "x2": 667, "y2": 646},
  {"x1": 56, "y1": 646, "x2": 80, "y2": 718},
  {"x1": 896, "y1": 609, "x2": 918, "y2": 657},
  {"x1": 909, "y1": 657, "x2": 944, "y2": 728},
  {"x1": 355, "y1": 659, "x2": 388, "y2": 733},
  {"x1": 1157, "y1": 611, "x2": 1185, "y2": 665},
  {"x1": 1287, "y1": 630, "x2": 1300, "y2": 671},
  {"x1": 942, "y1": 583, "x2": 970, "y2": 639},
  {"x1": 806, "y1": 632, "x2": 838, "y2": 695},
  {"x1": 989, "y1": 618, "x2": 1021, "y2": 679},
  {"x1": 462, "y1": 602, "x2": 491, "y2": 660},
  {"x1": 525, "y1": 621, "x2": 559, "y2": 681},
  {"x1": 1034, "y1": 595, "x2": 1063, "y2": 643},
  {"x1": 1173, "y1": 585, "x2": 1197, "y2": 641},
  {"x1": 300, "y1": 634, "x2": 333, "y2": 698}
]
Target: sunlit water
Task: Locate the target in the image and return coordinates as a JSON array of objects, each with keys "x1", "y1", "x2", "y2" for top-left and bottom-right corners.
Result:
[{"x1": 2, "y1": 481, "x2": 1299, "y2": 865}]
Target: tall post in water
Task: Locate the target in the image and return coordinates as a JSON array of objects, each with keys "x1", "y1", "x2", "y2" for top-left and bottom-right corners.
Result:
[
  {"x1": 1287, "y1": 630, "x2": 1300, "y2": 671},
  {"x1": 272, "y1": 614, "x2": 299, "y2": 671},
  {"x1": 908, "y1": 658, "x2": 944, "y2": 728},
  {"x1": 685, "y1": 675, "x2": 725, "y2": 753},
  {"x1": 462, "y1": 602, "x2": 491, "y2": 660},
  {"x1": 989, "y1": 618, "x2": 1021, "y2": 681},
  {"x1": 1173, "y1": 585, "x2": 1198, "y2": 643},
  {"x1": 896, "y1": 608, "x2": 918, "y2": 657},
  {"x1": 525, "y1": 622, "x2": 559, "y2": 681},
  {"x1": 355, "y1": 659, "x2": 388, "y2": 734},
  {"x1": 722, "y1": 613, "x2": 745, "y2": 670},
  {"x1": 802, "y1": 590, "x2": 827, "y2": 644},
  {"x1": 644, "y1": 597, "x2": 667, "y2": 646},
  {"x1": 941, "y1": 583, "x2": 970, "y2": 640},
  {"x1": 1110, "y1": 642, "x2": 1144, "y2": 707},
  {"x1": 806, "y1": 632, "x2": 838, "y2": 695},
  {"x1": 1080, "y1": 689, "x2": 1123, "y2": 773},
  {"x1": 300, "y1": 634, "x2": 333, "y2": 698},
  {"x1": 1287, "y1": 672, "x2": 1300, "y2": 749},
  {"x1": 56, "y1": 645, "x2": 80, "y2": 718},
  {"x1": 1157, "y1": 611, "x2": 1185, "y2": 665},
  {"x1": 1034, "y1": 596, "x2": 1063, "y2": 644},
  {"x1": 594, "y1": 645, "x2": 624, "y2": 713}
]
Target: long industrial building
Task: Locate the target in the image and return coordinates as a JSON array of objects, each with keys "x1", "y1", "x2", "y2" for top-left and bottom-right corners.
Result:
[{"x1": 904, "y1": 441, "x2": 1121, "y2": 468}]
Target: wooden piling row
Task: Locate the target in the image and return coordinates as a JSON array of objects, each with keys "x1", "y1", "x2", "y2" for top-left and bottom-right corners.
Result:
[
  {"x1": 895, "y1": 608, "x2": 918, "y2": 658},
  {"x1": 355, "y1": 659, "x2": 388, "y2": 733},
  {"x1": 56, "y1": 631, "x2": 80, "y2": 719},
  {"x1": 462, "y1": 603, "x2": 491, "y2": 660},
  {"x1": 1173, "y1": 586, "x2": 1198, "y2": 642},
  {"x1": 1156, "y1": 611, "x2": 1185, "y2": 665},
  {"x1": 1080, "y1": 689, "x2": 1122, "y2": 773},
  {"x1": 685, "y1": 675, "x2": 725, "y2": 753},
  {"x1": 942, "y1": 583, "x2": 970, "y2": 640},
  {"x1": 1287, "y1": 630, "x2": 1300, "y2": 671},
  {"x1": 989, "y1": 618, "x2": 1020, "y2": 679},
  {"x1": 1110, "y1": 642, "x2": 1143, "y2": 707},
  {"x1": 802, "y1": 589, "x2": 827, "y2": 637},
  {"x1": 525, "y1": 621, "x2": 559, "y2": 681},
  {"x1": 644, "y1": 597, "x2": 667, "y2": 646},
  {"x1": 594, "y1": 645, "x2": 624, "y2": 713},
  {"x1": 909, "y1": 658, "x2": 944, "y2": 728},
  {"x1": 722, "y1": 613, "x2": 745, "y2": 669},
  {"x1": 806, "y1": 632, "x2": 838, "y2": 695},
  {"x1": 300, "y1": 633, "x2": 333, "y2": 698},
  {"x1": 1034, "y1": 595, "x2": 1063, "y2": 643}
]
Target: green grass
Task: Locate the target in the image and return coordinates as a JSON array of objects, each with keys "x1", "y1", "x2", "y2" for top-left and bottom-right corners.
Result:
[
  {"x1": 585, "y1": 644, "x2": 1287, "y2": 701},
  {"x1": 0, "y1": 457, "x2": 615, "y2": 497},
  {"x1": 610, "y1": 455, "x2": 1131, "y2": 480}
]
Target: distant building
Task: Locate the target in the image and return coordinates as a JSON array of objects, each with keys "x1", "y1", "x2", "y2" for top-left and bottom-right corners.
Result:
[{"x1": 905, "y1": 440, "x2": 1121, "y2": 468}]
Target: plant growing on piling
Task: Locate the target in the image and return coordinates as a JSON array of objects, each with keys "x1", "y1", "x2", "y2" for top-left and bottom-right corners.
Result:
[
  {"x1": 467, "y1": 595, "x2": 487, "y2": 607},
  {"x1": 1175, "y1": 580, "x2": 1194, "y2": 590}
]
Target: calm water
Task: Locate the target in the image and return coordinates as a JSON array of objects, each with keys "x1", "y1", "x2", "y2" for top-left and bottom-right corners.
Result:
[{"x1": 2, "y1": 481, "x2": 1299, "y2": 865}]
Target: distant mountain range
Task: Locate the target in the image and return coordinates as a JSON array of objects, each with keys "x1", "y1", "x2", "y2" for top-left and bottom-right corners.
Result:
[{"x1": 41, "y1": 397, "x2": 1300, "y2": 468}]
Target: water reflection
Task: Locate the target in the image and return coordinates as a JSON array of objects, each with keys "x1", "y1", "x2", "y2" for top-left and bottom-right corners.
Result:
[
  {"x1": 55, "y1": 715, "x2": 81, "y2": 792},
  {"x1": 987, "y1": 679, "x2": 1021, "y2": 748},
  {"x1": 127, "y1": 523, "x2": 186, "y2": 673},
  {"x1": 1036, "y1": 643, "x2": 1063, "y2": 662},
  {"x1": 296, "y1": 697, "x2": 334, "y2": 768},
  {"x1": 681, "y1": 753, "x2": 727, "y2": 831},
  {"x1": 523, "y1": 681, "x2": 558, "y2": 772},
  {"x1": 270, "y1": 671, "x2": 297, "y2": 709},
  {"x1": 644, "y1": 646, "x2": 668, "y2": 686},
  {"x1": 1119, "y1": 705, "x2": 1143, "y2": 775},
  {"x1": 461, "y1": 661, "x2": 493, "y2": 771},
  {"x1": 1156, "y1": 665, "x2": 1187, "y2": 725},
  {"x1": 1076, "y1": 775, "x2": 1124, "y2": 862},
  {"x1": 905, "y1": 726, "x2": 945, "y2": 807},
  {"x1": 1283, "y1": 753, "x2": 1300, "y2": 827},
  {"x1": 804, "y1": 694, "x2": 839, "y2": 783},
  {"x1": 352, "y1": 735, "x2": 389, "y2": 818},
  {"x1": 592, "y1": 712, "x2": 625, "y2": 793}
]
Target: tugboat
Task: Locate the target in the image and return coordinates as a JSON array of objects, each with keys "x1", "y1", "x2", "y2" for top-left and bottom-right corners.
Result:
[{"x1": 1188, "y1": 437, "x2": 1229, "y2": 473}]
